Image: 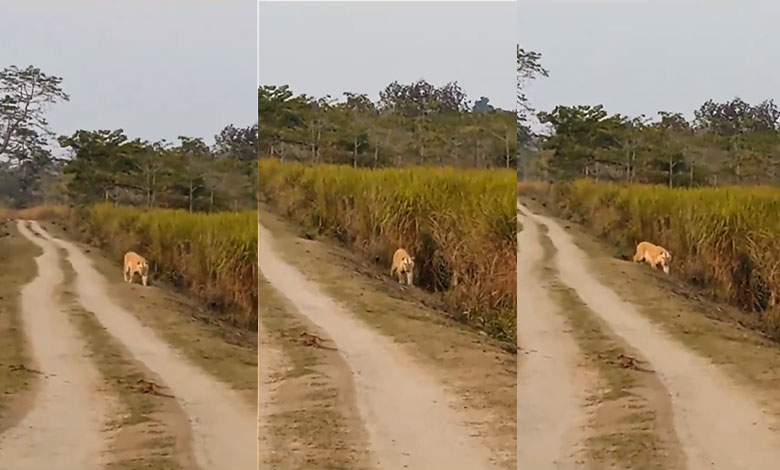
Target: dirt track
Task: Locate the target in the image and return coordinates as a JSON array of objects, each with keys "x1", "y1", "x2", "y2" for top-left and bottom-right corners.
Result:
[
  {"x1": 0, "y1": 221, "x2": 109, "y2": 469},
  {"x1": 257, "y1": 221, "x2": 500, "y2": 470},
  {"x1": 517, "y1": 205, "x2": 590, "y2": 469},
  {"x1": 519, "y1": 202, "x2": 780, "y2": 470},
  {"x1": 0, "y1": 221, "x2": 255, "y2": 470}
]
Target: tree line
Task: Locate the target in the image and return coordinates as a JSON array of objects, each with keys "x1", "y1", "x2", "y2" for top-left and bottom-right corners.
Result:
[
  {"x1": 518, "y1": 47, "x2": 780, "y2": 187},
  {"x1": 1, "y1": 65, "x2": 257, "y2": 210},
  {"x1": 259, "y1": 79, "x2": 517, "y2": 169}
]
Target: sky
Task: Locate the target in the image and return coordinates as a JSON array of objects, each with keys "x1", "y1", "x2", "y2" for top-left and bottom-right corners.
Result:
[
  {"x1": 0, "y1": 0, "x2": 256, "y2": 146},
  {"x1": 519, "y1": 1, "x2": 780, "y2": 122},
  {"x1": 258, "y1": 1, "x2": 517, "y2": 111}
]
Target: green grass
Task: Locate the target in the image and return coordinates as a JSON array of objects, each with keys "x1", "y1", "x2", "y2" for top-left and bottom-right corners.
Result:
[{"x1": 259, "y1": 158, "x2": 517, "y2": 342}]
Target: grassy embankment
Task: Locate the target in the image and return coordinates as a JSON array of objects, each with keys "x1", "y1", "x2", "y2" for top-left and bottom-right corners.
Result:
[
  {"x1": 68, "y1": 204, "x2": 258, "y2": 329},
  {"x1": 259, "y1": 158, "x2": 517, "y2": 342},
  {"x1": 519, "y1": 180, "x2": 780, "y2": 337}
]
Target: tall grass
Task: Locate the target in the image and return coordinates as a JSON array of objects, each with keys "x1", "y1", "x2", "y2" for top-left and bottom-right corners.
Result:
[
  {"x1": 71, "y1": 204, "x2": 258, "y2": 329},
  {"x1": 6, "y1": 204, "x2": 68, "y2": 220},
  {"x1": 259, "y1": 158, "x2": 517, "y2": 342},
  {"x1": 520, "y1": 180, "x2": 780, "y2": 336}
]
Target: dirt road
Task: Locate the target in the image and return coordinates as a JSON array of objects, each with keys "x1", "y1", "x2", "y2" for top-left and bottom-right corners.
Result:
[
  {"x1": 520, "y1": 202, "x2": 780, "y2": 470},
  {"x1": 516, "y1": 205, "x2": 590, "y2": 469},
  {"x1": 0, "y1": 221, "x2": 110, "y2": 469},
  {"x1": 1, "y1": 221, "x2": 255, "y2": 470},
  {"x1": 257, "y1": 221, "x2": 500, "y2": 470}
]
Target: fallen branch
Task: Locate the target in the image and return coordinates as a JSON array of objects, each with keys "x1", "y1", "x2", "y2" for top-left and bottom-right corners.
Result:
[
  {"x1": 8, "y1": 363, "x2": 44, "y2": 375},
  {"x1": 135, "y1": 378, "x2": 175, "y2": 398},
  {"x1": 299, "y1": 331, "x2": 338, "y2": 351}
]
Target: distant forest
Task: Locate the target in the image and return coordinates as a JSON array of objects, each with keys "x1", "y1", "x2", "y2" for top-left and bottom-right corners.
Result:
[
  {"x1": 518, "y1": 47, "x2": 780, "y2": 187},
  {"x1": 259, "y1": 79, "x2": 517, "y2": 169},
  {"x1": 0, "y1": 65, "x2": 257, "y2": 210}
]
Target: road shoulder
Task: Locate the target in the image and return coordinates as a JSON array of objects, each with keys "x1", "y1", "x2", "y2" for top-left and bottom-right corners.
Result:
[
  {"x1": 40, "y1": 220, "x2": 257, "y2": 404},
  {"x1": 0, "y1": 220, "x2": 41, "y2": 431},
  {"x1": 259, "y1": 204, "x2": 516, "y2": 468},
  {"x1": 519, "y1": 195, "x2": 780, "y2": 420}
]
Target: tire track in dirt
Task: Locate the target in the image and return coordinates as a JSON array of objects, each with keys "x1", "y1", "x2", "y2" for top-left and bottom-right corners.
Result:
[
  {"x1": 257, "y1": 307, "x2": 277, "y2": 469},
  {"x1": 257, "y1": 221, "x2": 499, "y2": 470},
  {"x1": 522, "y1": 203, "x2": 780, "y2": 470},
  {"x1": 257, "y1": 229, "x2": 282, "y2": 468},
  {"x1": 258, "y1": 273, "x2": 374, "y2": 469},
  {"x1": 517, "y1": 204, "x2": 590, "y2": 469},
  {"x1": 0, "y1": 221, "x2": 110, "y2": 469},
  {"x1": 29, "y1": 221, "x2": 255, "y2": 470}
]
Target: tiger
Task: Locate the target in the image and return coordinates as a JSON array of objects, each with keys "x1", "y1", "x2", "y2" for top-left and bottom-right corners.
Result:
[
  {"x1": 391, "y1": 248, "x2": 415, "y2": 285},
  {"x1": 123, "y1": 251, "x2": 150, "y2": 286},
  {"x1": 633, "y1": 241, "x2": 672, "y2": 274}
]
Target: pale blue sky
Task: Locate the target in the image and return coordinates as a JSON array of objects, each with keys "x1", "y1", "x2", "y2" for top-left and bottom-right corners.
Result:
[
  {"x1": 258, "y1": 1, "x2": 517, "y2": 110},
  {"x1": 0, "y1": 0, "x2": 256, "y2": 145},
  {"x1": 519, "y1": 1, "x2": 780, "y2": 122}
]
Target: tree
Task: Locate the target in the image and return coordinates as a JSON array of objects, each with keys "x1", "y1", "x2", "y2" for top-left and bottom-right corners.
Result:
[
  {"x1": 205, "y1": 158, "x2": 255, "y2": 211},
  {"x1": 259, "y1": 81, "x2": 513, "y2": 169},
  {"x1": 517, "y1": 46, "x2": 549, "y2": 179},
  {"x1": 170, "y1": 137, "x2": 211, "y2": 212},
  {"x1": 651, "y1": 112, "x2": 693, "y2": 188},
  {"x1": 214, "y1": 123, "x2": 257, "y2": 161},
  {"x1": 528, "y1": 97, "x2": 779, "y2": 187},
  {"x1": 59, "y1": 129, "x2": 146, "y2": 204},
  {"x1": 693, "y1": 98, "x2": 780, "y2": 183},
  {"x1": 177, "y1": 136, "x2": 212, "y2": 158},
  {"x1": 258, "y1": 85, "x2": 305, "y2": 156},
  {"x1": 694, "y1": 98, "x2": 779, "y2": 135},
  {"x1": 338, "y1": 92, "x2": 375, "y2": 167},
  {"x1": 0, "y1": 66, "x2": 69, "y2": 162},
  {"x1": 538, "y1": 105, "x2": 624, "y2": 179},
  {"x1": 473, "y1": 96, "x2": 495, "y2": 113},
  {"x1": 484, "y1": 110, "x2": 518, "y2": 168}
]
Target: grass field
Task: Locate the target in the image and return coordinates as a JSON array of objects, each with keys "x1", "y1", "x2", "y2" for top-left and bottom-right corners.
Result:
[
  {"x1": 519, "y1": 179, "x2": 780, "y2": 337},
  {"x1": 259, "y1": 158, "x2": 517, "y2": 342},
  {"x1": 66, "y1": 204, "x2": 258, "y2": 329}
]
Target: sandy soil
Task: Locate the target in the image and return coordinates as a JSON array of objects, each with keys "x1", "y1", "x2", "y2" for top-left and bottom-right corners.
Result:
[
  {"x1": 257, "y1": 302, "x2": 277, "y2": 468},
  {"x1": 0, "y1": 220, "x2": 41, "y2": 431},
  {"x1": 0, "y1": 221, "x2": 110, "y2": 469},
  {"x1": 258, "y1": 204, "x2": 516, "y2": 468},
  {"x1": 28, "y1": 221, "x2": 256, "y2": 470},
  {"x1": 258, "y1": 221, "x2": 500, "y2": 470},
  {"x1": 522, "y1": 203, "x2": 780, "y2": 470},
  {"x1": 517, "y1": 204, "x2": 591, "y2": 469}
]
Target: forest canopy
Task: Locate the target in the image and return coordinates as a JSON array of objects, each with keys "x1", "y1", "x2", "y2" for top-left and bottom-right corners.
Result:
[
  {"x1": 518, "y1": 49, "x2": 780, "y2": 187},
  {"x1": 259, "y1": 79, "x2": 517, "y2": 169},
  {"x1": 0, "y1": 64, "x2": 257, "y2": 210}
]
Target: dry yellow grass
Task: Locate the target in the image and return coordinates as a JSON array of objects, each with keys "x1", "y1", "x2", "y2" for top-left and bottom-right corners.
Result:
[
  {"x1": 9, "y1": 204, "x2": 68, "y2": 220},
  {"x1": 259, "y1": 158, "x2": 517, "y2": 342},
  {"x1": 519, "y1": 179, "x2": 780, "y2": 337},
  {"x1": 67, "y1": 204, "x2": 258, "y2": 329}
]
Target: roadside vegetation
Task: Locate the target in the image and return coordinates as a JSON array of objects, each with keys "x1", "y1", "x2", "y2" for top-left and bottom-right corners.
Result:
[
  {"x1": 518, "y1": 45, "x2": 780, "y2": 337},
  {"x1": 1, "y1": 63, "x2": 258, "y2": 330},
  {"x1": 259, "y1": 159, "x2": 516, "y2": 342},
  {"x1": 259, "y1": 79, "x2": 517, "y2": 342}
]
